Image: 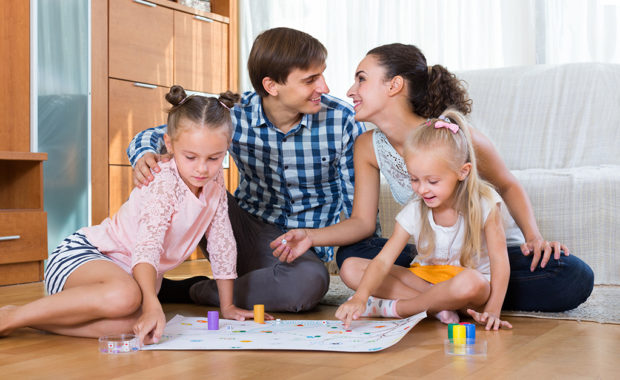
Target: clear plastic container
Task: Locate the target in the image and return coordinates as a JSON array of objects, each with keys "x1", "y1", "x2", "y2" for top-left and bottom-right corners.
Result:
[
  {"x1": 98, "y1": 334, "x2": 140, "y2": 354},
  {"x1": 444, "y1": 339, "x2": 487, "y2": 356}
]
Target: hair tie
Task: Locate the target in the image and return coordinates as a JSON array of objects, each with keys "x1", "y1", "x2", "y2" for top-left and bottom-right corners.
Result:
[
  {"x1": 218, "y1": 100, "x2": 231, "y2": 110},
  {"x1": 178, "y1": 95, "x2": 192, "y2": 106},
  {"x1": 434, "y1": 116, "x2": 459, "y2": 133}
]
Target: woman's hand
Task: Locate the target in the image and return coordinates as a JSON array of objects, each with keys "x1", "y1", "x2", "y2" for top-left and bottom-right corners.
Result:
[
  {"x1": 270, "y1": 229, "x2": 313, "y2": 263},
  {"x1": 133, "y1": 304, "x2": 167, "y2": 346},
  {"x1": 220, "y1": 304, "x2": 274, "y2": 321},
  {"x1": 335, "y1": 296, "x2": 367, "y2": 329},
  {"x1": 466, "y1": 308, "x2": 512, "y2": 330},
  {"x1": 520, "y1": 237, "x2": 570, "y2": 271}
]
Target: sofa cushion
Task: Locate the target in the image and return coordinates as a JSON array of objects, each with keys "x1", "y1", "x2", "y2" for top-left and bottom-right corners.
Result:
[{"x1": 458, "y1": 63, "x2": 620, "y2": 170}]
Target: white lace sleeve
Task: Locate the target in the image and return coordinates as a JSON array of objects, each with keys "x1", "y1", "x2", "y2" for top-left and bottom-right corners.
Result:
[
  {"x1": 206, "y1": 170, "x2": 237, "y2": 279},
  {"x1": 132, "y1": 166, "x2": 181, "y2": 271}
]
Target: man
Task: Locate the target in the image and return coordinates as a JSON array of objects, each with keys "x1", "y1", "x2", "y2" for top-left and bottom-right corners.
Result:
[{"x1": 127, "y1": 28, "x2": 365, "y2": 312}]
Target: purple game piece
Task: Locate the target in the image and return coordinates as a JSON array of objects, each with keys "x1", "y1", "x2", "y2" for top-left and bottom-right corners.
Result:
[{"x1": 207, "y1": 311, "x2": 219, "y2": 330}]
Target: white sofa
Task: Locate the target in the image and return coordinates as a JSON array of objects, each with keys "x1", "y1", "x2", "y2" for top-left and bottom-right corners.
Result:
[{"x1": 378, "y1": 63, "x2": 620, "y2": 285}]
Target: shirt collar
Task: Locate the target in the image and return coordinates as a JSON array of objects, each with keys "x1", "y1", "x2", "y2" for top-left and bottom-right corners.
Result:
[{"x1": 245, "y1": 94, "x2": 313, "y2": 132}]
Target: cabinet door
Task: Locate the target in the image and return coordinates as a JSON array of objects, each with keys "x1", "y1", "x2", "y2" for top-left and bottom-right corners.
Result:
[
  {"x1": 109, "y1": 79, "x2": 169, "y2": 166},
  {"x1": 174, "y1": 11, "x2": 229, "y2": 94},
  {"x1": 109, "y1": 0, "x2": 173, "y2": 87}
]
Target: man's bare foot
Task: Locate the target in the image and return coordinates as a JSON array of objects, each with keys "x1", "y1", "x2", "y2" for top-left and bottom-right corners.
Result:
[{"x1": 435, "y1": 310, "x2": 459, "y2": 324}]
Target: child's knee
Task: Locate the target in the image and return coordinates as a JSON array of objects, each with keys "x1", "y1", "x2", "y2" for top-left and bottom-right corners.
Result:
[
  {"x1": 100, "y1": 281, "x2": 142, "y2": 317},
  {"x1": 451, "y1": 269, "x2": 488, "y2": 300},
  {"x1": 339, "y1": 258, "x2": 367, "y2": 287}
]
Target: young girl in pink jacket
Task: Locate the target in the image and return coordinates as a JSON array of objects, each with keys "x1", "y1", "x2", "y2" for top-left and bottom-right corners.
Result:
[{"x1": 0, "y1": 86, "x2": 264, "y2": 345}]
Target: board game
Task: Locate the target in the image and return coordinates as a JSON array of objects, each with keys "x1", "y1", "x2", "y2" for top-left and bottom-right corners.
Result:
[{"x1": 141, "y1": 312, "x2": 426, "y2": 352}]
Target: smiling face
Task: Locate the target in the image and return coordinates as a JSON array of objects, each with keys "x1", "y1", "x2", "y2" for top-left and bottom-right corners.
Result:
[
  {"x1": 270, "y1": 63, "x2": 330, "y2": 115},
  {"x1": 164, "y1": 118, "x2": 230, "y2": 197},
  {"x1": 347, "y1": 54, "x2": 392, "y2": 123},
  {"x1": 406, "y1": 146, "x2": 470, "y2": 212}
]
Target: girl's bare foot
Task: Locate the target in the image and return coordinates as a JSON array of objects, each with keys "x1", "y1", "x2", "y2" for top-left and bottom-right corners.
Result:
[
  {"x1": 0, "y1": 305, "x2": 18, "y2": 336},
  {"x1": 435, "y1": 310, "x2": 459, "y2": 324}
]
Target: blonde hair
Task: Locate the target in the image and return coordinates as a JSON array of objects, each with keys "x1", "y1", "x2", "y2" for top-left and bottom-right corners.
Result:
[{"x1": 403, "y1": 108, "x2": 495, "y2": 268}]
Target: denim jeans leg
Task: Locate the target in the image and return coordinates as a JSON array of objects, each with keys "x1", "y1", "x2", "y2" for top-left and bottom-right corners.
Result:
[
  {"x1": 503, "y1": 246, "x2": 594, "y2": 312},
  {"x1": 336, "y1": 236, "x2": 416, "y2": 269}
]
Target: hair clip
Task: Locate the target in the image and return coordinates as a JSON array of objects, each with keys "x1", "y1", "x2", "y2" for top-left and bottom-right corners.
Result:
[{"x1": 434, "y1": 119, "x2": 459, "y2": 133}]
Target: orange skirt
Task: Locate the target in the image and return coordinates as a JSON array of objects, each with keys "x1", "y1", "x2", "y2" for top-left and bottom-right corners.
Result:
[{"x1": 409, "y1": 263, "x2": 465, "y2": 284}]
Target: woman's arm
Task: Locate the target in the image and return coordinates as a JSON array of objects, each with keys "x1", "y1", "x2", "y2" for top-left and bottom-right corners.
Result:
[
  {"x1": 335, "y1": 223, "x2": 411, "y2": 328},
  {"x1": 132, "y1": 263, "x2": 166, "y2": 345},
  {"x1": 470, "y1": 127, "x2": 568, "y2": 270},
  {"x1": 271, "y1": 131, "x2": 382, "y2": 262}
]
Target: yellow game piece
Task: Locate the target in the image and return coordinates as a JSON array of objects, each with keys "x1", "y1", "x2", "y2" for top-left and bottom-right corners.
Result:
[{"x1": 254, "y1": 304, "x2": 265, "y2": 324}]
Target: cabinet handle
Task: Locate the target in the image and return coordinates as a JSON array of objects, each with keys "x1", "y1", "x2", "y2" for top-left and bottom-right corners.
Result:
[
  {"x1": 194, "y1": 15, "x2": 214, "y2": 23},
  {"x1": 0, "y1": 235, "x2": 20, "y2": 242},
  {"x1": 133, "y1": 0, "x2": 156, "y2": 7},
  {"x1": 133, "y1": 82, "x2": 157, "y2": 89}
]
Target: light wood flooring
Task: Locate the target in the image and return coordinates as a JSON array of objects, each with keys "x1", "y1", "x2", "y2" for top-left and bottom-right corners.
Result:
[{"x1": 1, "y1": 260, "x2": 618, "y2": 379}]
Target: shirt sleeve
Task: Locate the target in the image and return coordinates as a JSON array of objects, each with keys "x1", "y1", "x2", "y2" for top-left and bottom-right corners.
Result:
[
  {"x1": 132, "y1": 166, "x2": 179, "y2": 271},
  {"x1": 205, "y1": 170, "x2": 238, "y2": 280},
  {"x1": 338, "y1": 116, "x2": 366, "y2": 218},
  {"x1": 395, "y1": 200, "x2": 421, "y2": 238},
  {"x1": 126, "y1": 124, "x2": 168, "y2": 167}
]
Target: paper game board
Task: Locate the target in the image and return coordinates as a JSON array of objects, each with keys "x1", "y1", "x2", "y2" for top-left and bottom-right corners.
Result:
[{"x1": 141, "y1": 312, "x2": 426, "y2": 352}]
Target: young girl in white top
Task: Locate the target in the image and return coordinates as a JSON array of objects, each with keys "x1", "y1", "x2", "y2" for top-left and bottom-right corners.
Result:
[
  {"x1": 335, "y1": 110, "x2": 512, "y2": 330},
  {"x1": 0, "y1": 86, "x2": 269, "y2": 345}
]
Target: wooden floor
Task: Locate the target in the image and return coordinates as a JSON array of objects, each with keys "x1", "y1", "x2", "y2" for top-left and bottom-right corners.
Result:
[{"x1": 1, "y1": 261, "x2": 618, "y2": 379}]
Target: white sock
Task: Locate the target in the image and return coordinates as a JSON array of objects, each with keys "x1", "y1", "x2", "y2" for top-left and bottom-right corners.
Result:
[{"x1": 360, "y1": 296, "x2": 401, "y2": 318}]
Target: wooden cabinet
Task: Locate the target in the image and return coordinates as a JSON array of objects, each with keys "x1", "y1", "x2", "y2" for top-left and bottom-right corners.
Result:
[
  {"x1": 92, "y1": 0, "x2": 239, "y2": 225},
  {"x1": 0, "y1": 1, "x2": 48, "y2": 285},
  {"x1": 0, "y1": 153, "x2": 48, "y2": 285},
  {"x1": 174, "y1": 10, "x2": 229, "y2": 93},
  {"x1": 109, "y1": 0, "x2": 174, "y2": 87}
]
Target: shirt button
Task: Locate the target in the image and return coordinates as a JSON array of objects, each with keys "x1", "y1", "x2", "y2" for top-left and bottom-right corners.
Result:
[
  {"x1": 287, "y1": 183, "x2": 292, "y2": 187},
  {"x1": 284, "y1": 165, "x2": 289, "y2": 170},
  {"x1": 291, "y1": 200, "x2": 295, "y2": 204},
  {"x1": 283, "y1": 138, "x2": 287, "y2": 142}
]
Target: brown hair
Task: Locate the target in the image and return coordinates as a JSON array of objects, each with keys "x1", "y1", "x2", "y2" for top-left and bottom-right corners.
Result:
[
  {"x1": 247, "y1": 27, "x2": 327, "y2": 97},
  {"x1": 165, "y1": 85, "x2": 239, "y2": 140},
  {"x1": 403, "y1": 109, "x2": 495, "y2": 268},
  {"x1": 367, "y1": 43, "x2": 472, "y2": 118}
]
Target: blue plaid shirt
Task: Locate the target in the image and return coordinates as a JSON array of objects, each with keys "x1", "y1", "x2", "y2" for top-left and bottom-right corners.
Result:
[{"x1": 127, "y1": 91, "x2": 365, "y2": 261}]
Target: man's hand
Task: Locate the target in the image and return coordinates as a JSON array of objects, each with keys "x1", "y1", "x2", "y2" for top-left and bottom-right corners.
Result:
[
  {"x1": 133, "y1": 152, "x2": 171, "y2": 188},
  {"x1": 269, "y1": 229, "x2": 312, "y2": 263},
  {"x1": 520, "y1": 237, "x2": 569, "y2": 271},
  {"x1": 221, "y1": 304, "x2": 274, "y2": 321}
]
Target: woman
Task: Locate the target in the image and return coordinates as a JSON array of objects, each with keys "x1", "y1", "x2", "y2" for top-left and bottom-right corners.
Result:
[{"x1": 271, "y1": 43, "x2": 593, "y2": 312}]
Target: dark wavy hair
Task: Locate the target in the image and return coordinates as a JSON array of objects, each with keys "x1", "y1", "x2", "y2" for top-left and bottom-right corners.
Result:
[{"x1": 367, "y1": 43, "x2": 472, "y2": 118}]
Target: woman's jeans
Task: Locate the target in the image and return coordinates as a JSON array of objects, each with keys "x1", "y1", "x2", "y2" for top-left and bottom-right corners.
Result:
[{"x1": 336, "y1": 237, "x2": 594, "y2": 312}]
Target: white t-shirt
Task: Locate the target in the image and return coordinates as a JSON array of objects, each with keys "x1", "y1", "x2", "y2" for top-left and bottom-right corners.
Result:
[{"x1": 395, "y1": 189, "x2": 503, "y2": 281}]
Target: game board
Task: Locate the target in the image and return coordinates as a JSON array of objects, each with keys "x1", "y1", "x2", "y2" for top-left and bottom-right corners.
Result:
[{"x1": 141, "y1": 312, "x2": 427, "y2": 352}]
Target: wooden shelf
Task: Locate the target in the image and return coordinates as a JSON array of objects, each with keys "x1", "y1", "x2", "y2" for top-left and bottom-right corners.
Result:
[{"x1": 0, "y1": 151, "x2": 48, "y2": 161}]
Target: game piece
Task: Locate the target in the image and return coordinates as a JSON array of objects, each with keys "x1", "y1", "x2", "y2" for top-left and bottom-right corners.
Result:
[
  {"x1": 444, "y1": 323, "x2": 487, "y2": 356},
  {"x1": 281, "y1": 239, "x2": 287, "y2": 245},
  {"x1": 207, "y1": 311, "x2": 219, "y2": 330},
  {"x1": 254, "y1": 304, "x2": 265, "y2": 324}
]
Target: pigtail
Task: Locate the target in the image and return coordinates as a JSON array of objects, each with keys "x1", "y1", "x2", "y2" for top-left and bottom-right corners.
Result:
[
  {"x1": 166, "y1": 85, "x2": 188, "y2": 107},
  {"x1": 218, "y1": 91, "x2": 241, "y2": 109}
]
